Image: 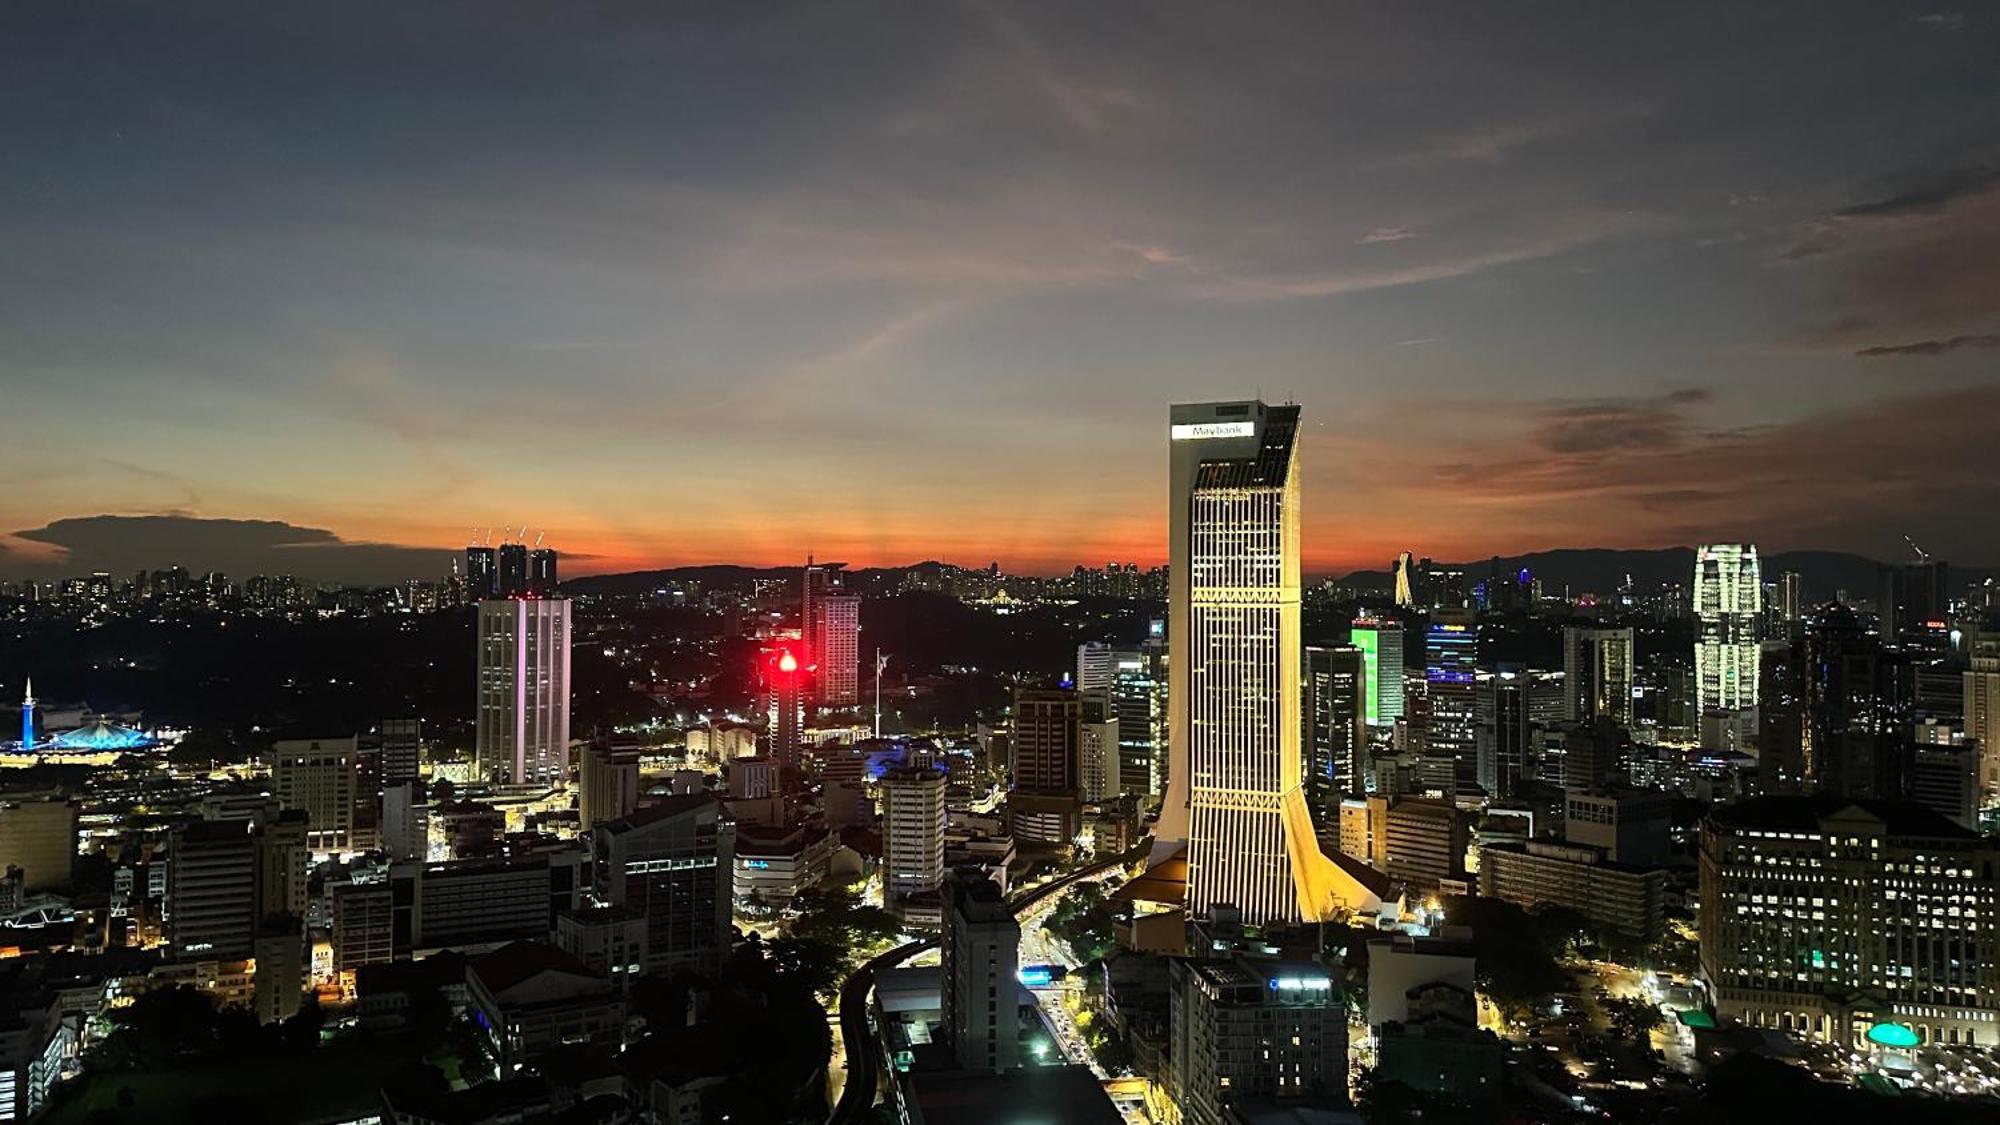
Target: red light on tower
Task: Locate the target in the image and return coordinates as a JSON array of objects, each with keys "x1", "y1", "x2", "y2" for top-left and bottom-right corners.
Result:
[{"x1": 778, "y1": 649, "x2": 799, "y2": 674}]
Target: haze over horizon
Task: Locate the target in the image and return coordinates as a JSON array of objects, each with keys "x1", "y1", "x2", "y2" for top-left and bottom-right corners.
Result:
[{"x1": 5, "y1": 2, "x2": 1998, "y2": 581}]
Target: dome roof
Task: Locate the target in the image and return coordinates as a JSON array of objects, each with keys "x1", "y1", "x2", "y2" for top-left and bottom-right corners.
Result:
[{"x1": 49, "y1": 719, "x2": 156, "y2": 751}]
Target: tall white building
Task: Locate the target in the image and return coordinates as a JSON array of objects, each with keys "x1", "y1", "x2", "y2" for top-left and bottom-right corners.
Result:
[
  {"x1": 1966, "y1": 635, "x2": 2000, "y2": 805},
  {"x1": 881, "y1": 766, "x2": 946, "y2": 907},
  {"x1": 476, "y1": 597, "x2": 573, "y2": 785},
  {"x1": 1156, "y1": 400, "x2": 1379, "y2": 924},
  {"x1": 272, "y1": 736, "x2": 357, "y2": 855},
  {"x1": 1694, "y1": 544, "x2": 1761, "y2": 716}
]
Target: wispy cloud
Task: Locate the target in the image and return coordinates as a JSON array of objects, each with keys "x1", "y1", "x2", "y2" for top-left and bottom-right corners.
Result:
[{"x1": 1854, "y1": 333, "x2": 2000, "y2": 357}]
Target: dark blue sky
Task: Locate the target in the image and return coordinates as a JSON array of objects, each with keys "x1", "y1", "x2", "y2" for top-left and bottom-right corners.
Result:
[{"x1": 3, "y1": 1, "x2": 1997, "y2": 580}]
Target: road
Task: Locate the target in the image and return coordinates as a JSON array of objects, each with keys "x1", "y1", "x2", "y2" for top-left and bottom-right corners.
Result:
[{"x1": 827, "y1": 848, "x2": 1143, "y2": 1125}]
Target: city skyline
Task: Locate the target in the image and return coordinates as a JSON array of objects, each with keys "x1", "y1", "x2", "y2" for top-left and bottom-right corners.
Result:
[{"x1": 5, "y1": 3, "x2": 1999, "y2": 580}]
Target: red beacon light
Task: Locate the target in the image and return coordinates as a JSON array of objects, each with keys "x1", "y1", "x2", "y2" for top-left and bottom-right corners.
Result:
[{"x1": 777, "y1": 650, "x2": 799, "y2": 674}]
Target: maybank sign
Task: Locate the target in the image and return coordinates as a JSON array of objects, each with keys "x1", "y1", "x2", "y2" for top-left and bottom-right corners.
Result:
[{"x1": 1170, "y1": 421, "x2": 1256, "y2": 440}]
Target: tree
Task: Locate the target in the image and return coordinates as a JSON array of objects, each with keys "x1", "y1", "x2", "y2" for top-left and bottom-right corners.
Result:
[{"x1": 1606, "y1": 995, "x2": 1665, "y2": 1041}]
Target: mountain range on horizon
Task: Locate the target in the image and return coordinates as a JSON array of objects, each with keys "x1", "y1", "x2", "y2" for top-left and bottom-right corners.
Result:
[{"x1": 565, "y1": 545, "x2": 1996, "y2": 607}]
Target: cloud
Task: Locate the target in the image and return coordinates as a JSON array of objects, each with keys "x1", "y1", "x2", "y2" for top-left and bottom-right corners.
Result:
[
  {"x1": 1373, "y1": 383, "x2": 2000, "y2": 563},
  {"x1": 1360, "y1": 227, "x2": 1417, "y2": 244},
  {"x1": 1834, "y1": 166, "x2": 2000, "y2": 219},
  {"x1": 1526, "y1": 388, "x2": 1710, "y2": 455},
  {"x1": 1854, "y1": 333, "x2": 2000, "y2": 357},
  {"x1": 1, "y1": 515, "x2": 454, "y2": 584}
]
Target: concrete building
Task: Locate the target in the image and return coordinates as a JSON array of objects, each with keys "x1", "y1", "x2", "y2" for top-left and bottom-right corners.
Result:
[
  {"x1": 1909, "y1": 742, "x2": 1979, "y2": 830},
  {"x1": 1963, "y1": 638, "x2": 2000, "y2": 804},
  {"x1": 1478, "y1": 841, "x2": 1666, "y2": 941},
  {"x1": 1365, "y1": 932, "x2": 1476, "y2": 1031},
  {"x1": 476, "y1": 596, "x2": 573, "y2": 785},
  {"x1": 942, "y1": 874, "x2": 1020, "y2": 1073},
  {"x1": 1563, "y1": 788, "x2": 1672, "y2": 867},
  {"x1": 733, "y1": 822, "x2": 833, "y2": 910},
  {"x1": 1012, "y1": 687, "x2": 1082, "y2": 846},
  {"x1": 466, "y1": 942, "x2": 621, "y2": 1072},
  {"x1": 1168, "y1": 956, "x2": 1349, "y2": 1125},
  {"x1": 1350, "y1": 618, "x2": 1405, "y2": 730},
  {"x1": 380, "y1": 716, "x2": 422, "y2": 787},
  {"x1": 1422, "y1": 610, "x2": 1479, "y2": 797},
  {"x1": 272, "y1": 735, "x2": 358, "y2": 855},
  {"x1": 168, "y1": 809, "x2": 309, "y2": 960},
  {"x1": 0, "y1": 797, "x2": 78, "y2": 891},
  {"x1": 331, "y1": 880, "x2": 394, "y2": 974},
  {"x1": 554, "y1": 904, "x2": 647, "y2": 981},
  {"x1": 1079, "y1": 690, "x2": 1121, "y2": 804},
  {"x1": 381, "y1": 780, "x2": 428, "y2": 863},
  {"x1": 388, "y1": 850, "x2": 587, "y2": 955},
  {"x1": 579, "y1": 742, "x2": 641, "y2": 833},
  {"x1": 1382, "y1": 799, "x2": 1465, "y2": 889},
  {"x1": 813, "y1": 593, "x2": 862, "y2": 706},
  {"x1": 882, "y1": 767, "x2": 947, "y2": 909},
  {"x1": 1701, "y1": 795, "x2": 2000, "y2": 1048},
  {"x1": 592, "y1": 797, "x2": 734, "y2": 975}
]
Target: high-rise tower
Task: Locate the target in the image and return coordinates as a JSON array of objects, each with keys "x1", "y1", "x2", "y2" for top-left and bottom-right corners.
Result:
[
  {"x1": 1156, "y1": 401, "x2": 1378, "y2": 924},
  {"x1": 475, "y1": 560, "x2": 573, "y2": 784},
  {"x1": 1694, "y1": 544, "x2": 1761, "y2": 716}
]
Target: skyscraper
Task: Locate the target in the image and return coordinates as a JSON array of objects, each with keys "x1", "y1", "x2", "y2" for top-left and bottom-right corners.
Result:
[
  {"x1": 465, "y1": 545, "x2": 498, "y2": 600},
  {"x1": 579, "y1": 741, "x2": 641, "y2": 832},
  {"x1": 380, "y1": 717, "x2": 422, "y2": 788},
  {"x1": 1694, "y1": 543, "x2": 1761, "y2": 716},
  {"x1": 1303, "y1": 645, "x2": 1366, "y2": 828},
  {"x1": 272, "y1": 736, "x2": 358, "y2": 856},
  {"x1": 1966, "y1": 633, "x2": 2000, "y2": 804},
  {"x1": 497, "y1": 542, "x2": 529, "y2": 597},
  {"x1": 527, "y1": 547, "x2": 559, "y2": 596},
  {"x1": 1349, "y1": 617, "x2": 1405, "y2": 729},
  {"x1": 476, "y1": 594, "x2": 573, "y2": 785},
  {"x1": 813, "y1": 594, "x2": 861, "y2": 706},
  {"x1": 1393, "y1": 551, "x2": 1416, "y2": 608},
  {"x1": 1011, "y1": 686, "x2": 1082, "y2": 845},
  {"x1": 1423, "y1": 609, "x2": 1478, "y2": 796},
  {"x1": 881, "y1": 766, "x2": 946, "y2": 907},
  {"x1": 1562, "y1": 626, "x2": 1634, "y2": 726},
  {"x1": 763, "y1": 642, "x2": 807, "y2": 769},
  {"x1": 1157, "y1": 400, "x2": 1378, "y2": 924}
]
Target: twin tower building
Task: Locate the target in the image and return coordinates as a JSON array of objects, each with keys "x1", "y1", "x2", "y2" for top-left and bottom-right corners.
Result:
[{"x1": 1154, "y1": 401, "x2": 1381, "y2": 926}]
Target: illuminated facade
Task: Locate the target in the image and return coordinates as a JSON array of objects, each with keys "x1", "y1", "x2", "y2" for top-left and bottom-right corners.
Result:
[
  {"x1": 1350, "y1": 617, "x2": 1405, "y2": 729},
  {"x1": 813, "y1": 594, "x2": 861, "y2": 706},
  {"x1": 1694, "y1": 543, "x2": 1761, "y2": 716},
  {"x1": 1423, "y1": 610, "x2": 1478, "y2": 796},
  {"x1": 1158, "y1": 400, "x2": 1380, "y2": 924},
  {"x1": 764, "y1": 642, "x2": 807, "y2": 768},
  {"x1": 475, "y1": 596, "x2": 573, "y2": 785},
  {"x1": 1563, "y1": 626, "x2": 1634, "y2": 726},
  {"x1": 1700, "y1": 796, "x2": 2000, "y2": 1050}
]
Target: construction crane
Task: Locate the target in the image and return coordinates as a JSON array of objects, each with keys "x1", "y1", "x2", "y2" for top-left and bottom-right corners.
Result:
[{"x1": 1905, "y1": 535, "x2": 1930, "y2": 564}]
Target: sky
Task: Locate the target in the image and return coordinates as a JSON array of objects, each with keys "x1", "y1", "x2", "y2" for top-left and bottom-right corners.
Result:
[{"x1": 2, "y1": 1, "x2": 1998, "y2": 582}]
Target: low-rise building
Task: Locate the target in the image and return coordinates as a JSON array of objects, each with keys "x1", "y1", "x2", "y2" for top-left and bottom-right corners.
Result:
[
  {"x1": 1477, "y1": 840, "x2": 1666, "y2": 942},
  {"x1": 465, "y1": 942, "x2": 622, "y2": 1072}
]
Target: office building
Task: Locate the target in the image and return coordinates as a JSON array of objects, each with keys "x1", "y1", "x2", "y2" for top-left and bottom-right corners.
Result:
[
  {"x1": 0, "y1": 797, "x2": 78, "y2": 892},
  {"x1": 941, "y1": 874, "x2": 1020, "y2": 1073},
  {"x1": 1011, "y1": 687, "x2": 1081, "y2": 846},
  {"x1": 465, "y1": 545, "x2": 498, "y2": 600},
  {"x1": 168, "y1": 809, "x2": 309, "y2": 960},
  {"x1": 1563, "y1": 788, "x2": 1672, "y2": 867},
  {"x1": 381, "y1": 716, "x2": 422, "y2": 787},
  {"x1": 1350, "y1": 617, "x2": 1405, "y2": 729},
  {"x1": 882, "y1": 767, "x2": 947, "y2": 907},
  {"x1": 526, "y1": 547, "x2": 558, "y2": 597},
  {"x1": 1879, "y1": 559, "x2": 1949, "y2": 644},
  {"x1": 389, "y1": 850, "x2": 587, "y2": 954},
  {"x1": 732, "y1": 822, "x2": 833, "y2": 910},
  {"x1": 764, "y1": 642, "x2": 807, "y2": 769},
  {"x1": 801, "y1": 558, "x2": 831, "y2": 674},
  {"x1": 813, "y1": 594, "x2": 861, "y2": 706},
  {"x1": 1303, "y1": 645, "x2": 1366, "y2": 829},
  {"x1": 1700, "y1": 795, "x2": 2000, "y2": 1048},
  {"x1": 1168, "y1": 956, "x2": 1349, "y2": 1125},
  {"x1": 1159, "y1": 401, "x2": 1376, "y2": 924},
  {"x1": 579, "y1": 742, "x2": 641, "y2": 833},
  {"x1": 1382, "y1": 798, "x2": 1465, "y2": 889},
  {"x1": 1966, "y1": 636, "x2": 2000, "y2": 804},
  {"x1": 1802, "y1": 604, "x2": 1913, "y2": 801},
  {"x1": 1422, "y1": 610, "x2": 1478, "y2": 796},
  {"x1": 331, "y1": 880, "x2": 394, "y2": 974},
  {"x1": 1778, "y1": 571, "x2": 1805, "y2": 635},
  {"x1": 1563, "y1": 626, "x2": 1634, "y2": 726},
  {"x1": 593, "y1": 797, "x2": 734, "y2": 975},
  {"x1": 1694, "y1": 543, "x2": 1761, "y2": 716},
  {"x1": 253, "y1": 916, "x2": 305, "y2": 1024},
  {"x1": 1080, "y1": 642, "x2": 1167, "y2": 799},
  {"x1": 381, "y1": 780, "x2": 428, "y2": 863},
  {"x1": 1474, "y1": 669, "x2": 1533, "y2": 799},
  {"x1": 1908, "y1": 743, "x2": 1978, "y2": 830},
  {"x1": 1366, "y1": 932, "x2": 1476, "y2": 1031},
  {"x1": 1079, "y1": 690, "x2": 1121, "y2": 803},
  {"x1": 1479, "y1": 841, "x2": 1665, "y2": 941},
  {"x1": 497, "y1": 542, "x2": 530, "y2": 597},
  {"x1": 555, "y1": 904, "x2": 647, "y2": 980},
  {"x1": 476, "y1": 596, "x2": 573, "y2": 785},
  {"x1": 272, "y1": 735, "x2": 358, "y2": 855},
  {"x1": 1076, "y1": 642, "x2": 1119, "y2": 692}
]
